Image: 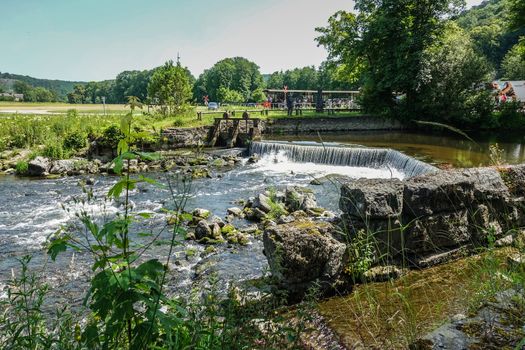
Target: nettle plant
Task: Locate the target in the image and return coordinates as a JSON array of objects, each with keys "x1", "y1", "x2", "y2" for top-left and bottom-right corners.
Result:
[{"x1": 48, "y1": 97, "x2": 188, "y2": 349}]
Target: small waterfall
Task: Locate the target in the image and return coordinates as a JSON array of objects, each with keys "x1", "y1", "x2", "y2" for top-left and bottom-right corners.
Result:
[{"x1": 249, "y1": 141, "x2": 438, "y2": 178}]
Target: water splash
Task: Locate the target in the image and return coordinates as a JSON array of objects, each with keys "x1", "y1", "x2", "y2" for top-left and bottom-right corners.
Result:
[{"x1": 250, "y1": 141, "x2": 438, "y2": 178}]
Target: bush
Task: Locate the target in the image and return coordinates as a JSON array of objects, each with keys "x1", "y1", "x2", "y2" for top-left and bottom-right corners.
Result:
[
  {"x1": 498, "y1": 101, "x2": 525, "y2": 129},
  {"x1": 15, "y1": 161, "x2": 28, "y2": 175},
  {"x1": 63, "y1": 131, "x2": 86, "y2": 150},
  {"x1": 41, "y1": 140, "x2": 64, "y2": 160},
  {"x1": 99, "y1": 125, "x2": 125, "y2": 149}
]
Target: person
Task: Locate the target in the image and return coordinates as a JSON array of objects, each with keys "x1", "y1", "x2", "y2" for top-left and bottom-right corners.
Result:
[
  {"x1": 490, "y1": 82, "x2": 500, "y2": 103},
  {"x1": 286, "y1": 94, "x2": 294, "y2": 116},
  {"x1": 501, "y1": 82, "x2": 517, "y2": 102}
]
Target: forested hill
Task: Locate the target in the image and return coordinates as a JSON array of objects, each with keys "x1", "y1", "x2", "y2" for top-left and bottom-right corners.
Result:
[
  {"x1": 0, "y1": 72, "x2": 85, "y2": 100},
  {"x1": 456, "y1": 0, "x2": 525, "y2": 75}
]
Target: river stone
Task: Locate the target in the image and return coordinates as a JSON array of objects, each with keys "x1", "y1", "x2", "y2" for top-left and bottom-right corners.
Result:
[
  {"x1": 403, "y1": 168, "x2": 510, "y2": 217},
  {"x1": 193, "y1": 208, "x2": 211, "y2": 219},
  {"x1": 195, "y1": 220, "x2": 212, "y2": 240},
  {"x1": 404, "y1": 210, "x2": 471, "y2": 254},
  {"x1": 500, "y1": 164, "x2": 525, "y2": 196},
  {"x1": 363, "y1": 265, "x2": 403, "y2": 282},
  {"x1": 263, "y1": 220, "x2": 347, "y2": 298},
  {"x1": 340, "y1": 179, "x2": 403, "y2": 219},
  {"x1": 49, "y1": 160, "x2": 75, "y2": 175},
  {"x1": 227, "y1": 207, "x2": 243, "y2": 217},
  {"x1": 28, "y1": 156, "x2": 51, "y2": 176},
  {"x1": 253, "y1": 193, "x2": 272, "y2": 213}
]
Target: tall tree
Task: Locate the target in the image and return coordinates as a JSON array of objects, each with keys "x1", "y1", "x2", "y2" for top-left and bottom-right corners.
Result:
[
  {"x1": 194, "y1": 57, "x2": 264, "y2": 102},
  {"x1": 148, "y1": 60, "x2": 192, "y2": 115},
  {"x1": 316, "y1": 0, "x2": 465, "y2": 118}
]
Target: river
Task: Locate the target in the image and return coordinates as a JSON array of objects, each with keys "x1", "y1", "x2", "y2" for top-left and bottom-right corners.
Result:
[{"x1": 1, "y1": 130, "x2": 524, "y2": 306}]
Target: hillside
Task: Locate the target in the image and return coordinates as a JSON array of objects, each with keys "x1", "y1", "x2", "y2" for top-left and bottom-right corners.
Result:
[
  {"x1": 456, "y1": 0, "x2": 525, "y2": 73},
  {"x1": 0, "y1": 72, "x2": 85, "y2": 100}
]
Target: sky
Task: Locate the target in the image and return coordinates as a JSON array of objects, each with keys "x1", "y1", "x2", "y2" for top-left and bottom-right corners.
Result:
[{"x1": 1, "y1": 0, "x2": 486, "y2": 81}]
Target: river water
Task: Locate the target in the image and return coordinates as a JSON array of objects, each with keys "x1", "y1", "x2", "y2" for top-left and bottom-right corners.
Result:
[{"x1": 1, "y1": 131, "x2": 524, "y2": 305}]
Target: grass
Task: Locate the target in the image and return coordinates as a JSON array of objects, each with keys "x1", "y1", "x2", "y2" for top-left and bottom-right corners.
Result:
[{"x1": 318, "y1": 244, "x2": 524, "y2": 348}]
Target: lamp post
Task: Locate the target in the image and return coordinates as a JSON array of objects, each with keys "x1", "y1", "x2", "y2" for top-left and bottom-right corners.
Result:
[{"x1": 102, "y1": 96, "x2": 106, "y2": 116}]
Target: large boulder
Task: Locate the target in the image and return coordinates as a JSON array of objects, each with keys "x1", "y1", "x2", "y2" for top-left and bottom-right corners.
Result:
[
  {"x1": 285, "y1": 186, "x2": 318, "y2": 211},
  {"x1": 49, "y1": 160, "x2": 75, "y2": 175},
  {"x1": 500, "y1": 164, "x2": 525, "y2": 196},
  {"x1": 27, "y1": 157, "x2": 51, "y2": 176},
  {"x1": 340, "y1": 179, "x2": 403, "y2": 219},
  {"x1": 263, "y1": 220, "x2": 347, "y2": 299},
  {"x1": 253, "y1": 193, "x2": 272, "y2": 213},
  {"x1": 403, "y1": 168, "x2": 510, "y2": 217}
]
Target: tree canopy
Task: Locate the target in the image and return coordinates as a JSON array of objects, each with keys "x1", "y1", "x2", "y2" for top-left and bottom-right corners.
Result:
[
  {"x1": 147, "y1": 60, "x2": 192, "y2": 115},
  {"x1": 316, "y1": 0, "x2": 466, "y2": 118},
  {"x1": 193, "y1": 57, "x2": 264, "y2": 103}
]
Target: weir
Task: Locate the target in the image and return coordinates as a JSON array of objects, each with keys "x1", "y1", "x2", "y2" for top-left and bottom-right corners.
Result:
[{"x1": 249, "y1": 141, "x2": 438, "y2": 178}]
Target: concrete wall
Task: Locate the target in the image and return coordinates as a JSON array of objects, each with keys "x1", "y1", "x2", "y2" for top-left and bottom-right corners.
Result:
[{"x1": 264, "y1": 116, "x2": 403, "y2": 134}]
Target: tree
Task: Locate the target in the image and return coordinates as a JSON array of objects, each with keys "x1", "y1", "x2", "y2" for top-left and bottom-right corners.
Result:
[
  {"x1": 13, "y1": 81, "x2": 32, "y2": 95},
  {"x1": 194, "y1": 57, "x2": 264, "y2": 102},
  {"x1": 316, "y1": 0, "x2": 465, "y2": 118},
  {"x1": 67, "y1": 84, "x2": 87, "y2": 104},
  {"x1": 29, "y1": 87, "x2": 56, "y2": 102},
  {"x1": 416, "y1": 23, "x2": 493, "y2": 126},
  {"x1": 217, "y1": 87, "x2": 244, "y2": 104},
  {"x1": 502, "y1": 44, "x2": 525, "y2": 79},
  {"x1": 509, "y1": 0, "x2": 525, "y2": 56},
  {"x1": 250, "y1": 88, "x2": 267, "y2": 103},
  {"x1": 147, "y1": 60, "x2": 192, "y2": 115}
]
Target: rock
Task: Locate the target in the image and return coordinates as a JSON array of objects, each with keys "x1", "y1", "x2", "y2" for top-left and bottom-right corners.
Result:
[
  {"x1": 278, "y1": 215, "x2": 295, "y2": 224},
  {"x1": 193, "y1": 208, "x2": 211, "y2": 219},
  {"x1": 363, "y1": 265, "x2": 403, "y2": 282},
  {"x1": 227, "y1": 207, "x2": 244, "y2": 217},
  {"x1": 340, "y1": 178, "x2": 404, "y2": 219},
  {"x1": 403, "y1": 168, "x2": 510, "y2": 217},
  {"x1": 247, "y1": 154, "x2": 260, "y2": 164},
  {"x1": 86, "y1": 177, "x2": 96, "y2": 186},
  {"x1": 310, "y1": 178, "x2": 322, "y2": 185},
  {"x1": 507, "y1": 253, "x2": 525, "y2": 268},
  {"x1": 210, "y1": 223, "x2": 223, "y2": 240},
  {"x1": 253, "y1": 193, "x2": 272, "y2": 213},
  {"x1": 301, "y1": 192, "x2": 318, "y2": 211},
  {"x1": 499, "y1": 164, "x2": 525, "y2": 196},
  {"x1": 27, "y1": 157, "x2": 51, "y2": 176},
  {"x1": 263, "y1": 220, "x2": 347, "y2": 299},
  {"x1": 210, "y1": 215, "x2": 225, "y2": 227},
  {"x1": 494, "y1": 234, "x2": 514, "y2": 247},
  {"x1": 49, "y1": 159, "x2": 75, "y2": 175},
  {"x1": 195, "y1": 220, "x2": 212, "y2": 240}
]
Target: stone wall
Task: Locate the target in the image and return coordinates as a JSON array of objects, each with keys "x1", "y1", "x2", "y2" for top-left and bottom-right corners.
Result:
[
  {"x1": 340, "y1": 164, "x2": 525, "y2": 266},
  {"x1": 264, "y1": 116, "x2": 403, "y2": 134},
  {"x1": 161, "y1": 126, "x2": 212, "y2": 148}
]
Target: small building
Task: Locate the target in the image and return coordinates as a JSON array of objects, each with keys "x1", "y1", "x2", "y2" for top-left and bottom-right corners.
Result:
[{"x1": 0, "y1": 92, "x2": 24, "y2": 101}]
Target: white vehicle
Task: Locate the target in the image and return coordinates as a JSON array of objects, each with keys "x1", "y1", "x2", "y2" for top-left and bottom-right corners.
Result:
[{"x1": 208, "y1": 102, "x2": 219, "y2": 110}]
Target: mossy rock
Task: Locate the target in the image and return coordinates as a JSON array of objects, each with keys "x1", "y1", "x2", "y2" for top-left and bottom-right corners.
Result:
[{"x1": 221, "y1": 224, "x2": 237, "y2": 235}]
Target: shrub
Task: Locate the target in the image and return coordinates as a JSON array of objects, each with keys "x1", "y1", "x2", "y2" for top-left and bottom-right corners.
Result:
[
  {"x1": 42, "y1": 140, "x2": 64, "y2": 160},
  {"x1": 15, "y1": 161, "x2": 29, "y2": 175},
  {"x1": 99, "y1": 125, "x2": 125, "y2": 149},
  {"x1": 498, "y1": 101, "x2": 525, "y2": 129},
  {"x1": 63, "y1": 131, "x2": 86, "y2": 150}
]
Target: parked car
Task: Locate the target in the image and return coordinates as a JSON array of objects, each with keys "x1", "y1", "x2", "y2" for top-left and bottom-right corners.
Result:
[{"x1": 208, "y1": 102, "x2": 219, "y2": 110}]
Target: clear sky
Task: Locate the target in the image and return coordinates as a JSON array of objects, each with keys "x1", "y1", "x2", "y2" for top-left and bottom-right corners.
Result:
[{"x1": 1, "y1": 0, "x2": 485, "y2": 81}]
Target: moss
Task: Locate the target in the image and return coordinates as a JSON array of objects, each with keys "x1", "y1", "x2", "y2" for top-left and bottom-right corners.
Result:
[{"x1": 221, "y1": 224, "x2": 237, "y2": 235}]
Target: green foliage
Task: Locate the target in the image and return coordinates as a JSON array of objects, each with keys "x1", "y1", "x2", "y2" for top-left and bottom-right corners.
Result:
[
  {"x1": 497, "y1": 101, "x2": 525, "y2": 129},
  {"x1": 345, "y1": 229, "x2": 375, "y2": 280},
  {"x1": 316, "y1": 0, "x2": 465, "y2": 119},
  {"x1": 502, "y1": 44, "x2": 525, "y2": 79},
  {"x1": 250, "y1": 88, "x2": 267, "y2": 103},
  {"x1": 63, "y1": 131, "x2": 87, "y2": 151},
  {"x1": 41, "y1": 139, "x2": 65, "y2": 160},
  {"x1": 15, "y1": 161, "x2": 28, "y2": 175},
  {"x1": 148, "y1": 60, "x2": 192, "y2": 115},
  {"x1": 414, "y1": 23, "x2": 494, "y2": 127},
  {"x1": 266, "y1": 66, "x2": 320, "y2": 90},
  {"x1": 194, "y1": 57, "x2": 264, "y2": 102},
  {"x1": 217, "y1": 87, "x2": 244, "y2": 104},
  {"x1": 99, "y1": 125, "x2": 125, "y2": 149}
]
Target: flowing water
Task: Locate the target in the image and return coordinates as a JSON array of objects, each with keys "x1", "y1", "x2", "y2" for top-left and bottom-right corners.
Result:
[
  {"x1": 0, "y1": 142, "x2": 407, "y2": 305},
  {"x1": 1, "y1": 132, "x2": 524, "y2": 305}
]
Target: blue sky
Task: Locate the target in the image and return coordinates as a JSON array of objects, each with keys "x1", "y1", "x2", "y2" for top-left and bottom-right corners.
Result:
[{"x1": 1, "y1": 0, "x2": 484, "y2": 81}]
